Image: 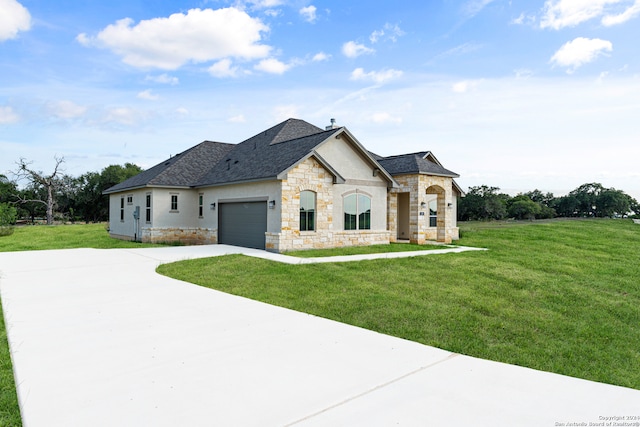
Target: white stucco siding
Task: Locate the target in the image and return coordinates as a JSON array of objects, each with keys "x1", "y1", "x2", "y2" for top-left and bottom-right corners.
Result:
[
  {"x1": 315, "y1": 136, "x2": 388, "y2": 183},
  {"x1": 152, "y1": 188, "x2": 198, "y2": 229},
  {"x1": 108, "y1": 189, "x2": 151, "y2": 240},
  {"x1": 198, "y1": 180, "x2": 281, "y2": 233}
]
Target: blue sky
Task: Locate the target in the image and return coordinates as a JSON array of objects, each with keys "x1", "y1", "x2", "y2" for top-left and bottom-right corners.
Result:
[{"x1": 2, "y1": 0, "x2": 640, "y2": 199}]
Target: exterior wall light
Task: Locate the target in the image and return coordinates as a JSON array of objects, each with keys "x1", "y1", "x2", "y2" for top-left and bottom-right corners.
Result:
[
  {"x1": 420, "y1": 201, "x2": 426, "y2": 209},
  {"x1": 268, "y1": 200, "x2": 276, "y2": 209},
  {"x1": 210, "y1": 203, "x2": 216, "y2": 210}
]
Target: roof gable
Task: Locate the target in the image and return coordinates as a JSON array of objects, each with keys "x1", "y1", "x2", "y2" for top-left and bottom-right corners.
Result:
[{"x1": 377, "y1": 151, "x2": 459, "y2": 178}]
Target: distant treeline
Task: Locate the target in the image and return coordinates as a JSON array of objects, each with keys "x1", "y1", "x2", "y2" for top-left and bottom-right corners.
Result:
[
  {"x1": 1, "y1": 163, "x2": 142, "y2": 224},
  {"x1": 458, "y1": 183, "x2": 639, "y2": 221}
]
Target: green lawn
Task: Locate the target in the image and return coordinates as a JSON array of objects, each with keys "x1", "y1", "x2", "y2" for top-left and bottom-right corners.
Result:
[
  {"x1": 285, "y1": 242, "x2": 449, "y2": 257},
  {"x1": 0, "y1": 223, "x2": 163, "y2": 252},
  {"x1": 158, "y1": 219, "x2": 640, "y2": 390},
  {"x1": 1, "y1": 220, "x2": 639, "y2": 426}
]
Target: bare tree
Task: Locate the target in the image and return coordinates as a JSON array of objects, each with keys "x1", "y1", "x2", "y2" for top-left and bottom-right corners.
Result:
[{"x1": 14, "y1": 156, "x2": 65, "y2": 225}]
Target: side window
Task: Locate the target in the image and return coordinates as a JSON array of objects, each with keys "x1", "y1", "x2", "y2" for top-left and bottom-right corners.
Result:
[
  {"x1": 120, "y1": 196, "x2": 125, "y2": 221},
  {"x1": 429, "y1": 200, "x2": 437, "y2": 227},
  {"x1": 145, "y1": 193, "x2": 152, "y2": 223},
  {"x1": 198, "y1": 193, "x2": 204, "y2": 217},
  {"x1": 344, "y1": 193, "x2": 371, "y2": 230},
  {"x1": 127, "y1": 195, "x2": 133, "y2": 205},
  {"x1": 300, "y1": 191, "x2": 316, "y2": 231},
  {"x1": 170, "y1": 194, "x2": 178, "y2": 212}
]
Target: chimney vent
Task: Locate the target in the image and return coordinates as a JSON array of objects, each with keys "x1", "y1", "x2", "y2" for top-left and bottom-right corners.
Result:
[{"x1": 325, "y1": 118, "x2": 338, "y2": 130}]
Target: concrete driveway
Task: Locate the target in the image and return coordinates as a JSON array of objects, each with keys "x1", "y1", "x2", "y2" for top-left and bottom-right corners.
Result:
[{"x1": 1, "y1": 245, "x2": 638, "y2": 426}]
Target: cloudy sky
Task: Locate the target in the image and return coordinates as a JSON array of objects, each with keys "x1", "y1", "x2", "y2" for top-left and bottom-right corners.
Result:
[{"x1": 2, "y1": 0, "x2": 639, "y2": 199}]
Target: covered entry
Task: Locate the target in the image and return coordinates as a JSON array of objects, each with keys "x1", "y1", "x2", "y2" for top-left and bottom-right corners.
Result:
[{"x1": 218, "y1": 201, "x2": 267, "y2": 250}]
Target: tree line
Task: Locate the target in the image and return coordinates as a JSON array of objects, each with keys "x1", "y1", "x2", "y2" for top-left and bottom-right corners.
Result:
[
  {"x1": 2, "y1": 157, "x2": 639, "y2": 229},
  {"x1": 458, "y1": 183, "x2": 640, "y2": 221},
  {"x1": 1, "y1": 158, "x2": 142, "y2": 226}
]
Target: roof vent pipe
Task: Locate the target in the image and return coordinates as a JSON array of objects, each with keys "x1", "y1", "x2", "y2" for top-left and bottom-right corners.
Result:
[{"x1": 325, "y1": 118, "x2": 338, "y2": 130}]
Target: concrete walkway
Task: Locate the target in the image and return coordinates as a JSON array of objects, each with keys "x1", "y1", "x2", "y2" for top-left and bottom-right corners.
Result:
[{"x1": 0, "y1": 245, "x2": 638, "y2": 426}]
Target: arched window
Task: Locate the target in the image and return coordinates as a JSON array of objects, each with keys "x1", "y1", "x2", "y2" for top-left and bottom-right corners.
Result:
[
  {"x1": 300, "y1": 191, "x2": 316, "y2": 231},
  {"x1": 344, "y1": 193, "x2": 371, "y2": 230}
]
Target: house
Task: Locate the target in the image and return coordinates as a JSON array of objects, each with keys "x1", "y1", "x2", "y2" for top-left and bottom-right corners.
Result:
[{"x1": 104, "y1": 118, "x2": 461, "y2": 252}]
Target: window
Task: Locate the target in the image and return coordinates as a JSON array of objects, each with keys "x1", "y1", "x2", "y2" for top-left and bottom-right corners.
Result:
[
  {"x1": 127, "y1": 195, "x2": 133, "y2": 205},
  {"x1": 344, "y1": 193, "x2": 371, "y2": 230},
  {"x1": 198, "y1": 193, "x2": 204, "y2": 217},
  {"x1": 300, "y1": 191, "x2": 316, "y2": 231},
  {"x1": 429, "y1": 200, "x2": 437, "y2": 227},
  {"x1": 170, "y1": 194, "x2": 178, "y2": 211},
  {"x1": 145, "y1": 193, "x2": 151, "y2": 223},
  {"x1": 120, "y1": 196, "x2": 125, "y2": 221}
]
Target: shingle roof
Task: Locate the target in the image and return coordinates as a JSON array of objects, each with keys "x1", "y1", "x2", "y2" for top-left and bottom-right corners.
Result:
[
  {"x1": 104, "y1": 119, "x2": 457, "y2": 194},
  {"x1": 377, "y1": 152, "x2": 459, "y2": 177},
  {"x1": 103, "y1": 141, "x2": 234, "y2": 194},
  {"x1": 195, "y1": 120, "x2": 338, "y2": 186}
]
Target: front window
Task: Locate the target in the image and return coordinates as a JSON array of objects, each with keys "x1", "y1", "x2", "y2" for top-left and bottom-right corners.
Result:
[
  {"x1": 170, "y1": 194, "x2": 178, "y2": 211},
  {"x1": 300, "y1": 191, "x2": 316, "y2": 231},
  {"x1": 344, "y1": 193, "x2": 371, "y2": 230},
  {"x1": 429, "y1": 200, "x2": 437, "y2": 227},
  {"x1": 145, "y1": 193, "x2": 151, "y2": 223},
  {"x1": 198, "y1": 194, "x2": 204, "y2": 217},
  {"x1": 120, "y1": 196, "x2": 125, "y2": 221}
]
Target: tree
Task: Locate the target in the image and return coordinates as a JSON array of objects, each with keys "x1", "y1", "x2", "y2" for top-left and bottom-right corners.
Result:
[
  {"x1": 0, "y1": 203, "x2": 17, "y2": 236},
  {"x1": 458, "y1": 185, "x2": 508, "y2": 221},
  {"x1": 508, "y1": 196, "x2": 541, "y2": 220},
  {"x1": 13, "y1": 157, "x2": 66, "y2": 225}
]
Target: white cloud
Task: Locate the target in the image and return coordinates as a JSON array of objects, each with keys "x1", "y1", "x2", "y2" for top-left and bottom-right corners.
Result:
[
  {"x1": 369, "y1": 23, "x2": 405, "y2": 43},
  {"x1": 0, "y1": 0, "x2": 31, "y2": 41},
  {"x1": 312, "y1": 52, "x2": 330, "y2": 62},
  {"x1": 102, "y1": 107, "x2": 144, "y2": 126},
  {"x1": 254, "y1": 58, "x2": 292, "y2": 74},
  {"x1": 299, "y1": 5, "x2": 317, "y2": 23},
  {"x1": 48, "y1": 100, "x2": 88, "y2": 119},
  {"x1": 137, "y1": 89, "x2": 160, "y2": 100},
  {"x1": 550, "y1": 37, "x2": 613, "y2": 73},
  {"x1": 227, "y1": 114, "x2": 246, "y2": 123},
  {"x1": 350, "y1": 68, "x2": 403, "y2": 84},
  {"x1": 540, "y1": 0, "x2": 626, "y2": 29},
  {"x1": 273, "y1": 105, "x2": 299, "y2": 122},
  {"x1": 77, "y1": 8, "x2": 271, "y2": 70},
  {"x1": 342, "y1": 41, "x2": 375, "y2": 58},
  {"x1": 209, "y1": 58, "x2": 240, "y2": 78},
  {"x1": 176, "y1": 107, "x2": 189, "y2": 115},
  {"x1": 464, "y1": 0, "x2": 497, "y2": 17},
  {"x1": 370, "y1": 112, "x2": 402, "y2": 124},
  {"x1": 452, "y1": 80, "x2": 481, "y2": 93},
  {"x1": 145, "y1": 74, "x2": 179, "y2": 85},
  {"x1": 602, "y1": 0, "x2": 640, "y2": 25},
  {"x1": 0, "y1": 106, "x2": 20, "y2": 123}
]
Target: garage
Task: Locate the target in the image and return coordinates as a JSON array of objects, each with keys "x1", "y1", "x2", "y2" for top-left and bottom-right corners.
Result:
[{"x1": 218, "y1": 201, "x2": 268, "y2": 250}]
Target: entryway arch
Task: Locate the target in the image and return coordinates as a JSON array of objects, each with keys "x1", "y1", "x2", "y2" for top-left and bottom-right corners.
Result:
[{"x1": 426, "y1": 185, "x2": 447, "y2": 242}]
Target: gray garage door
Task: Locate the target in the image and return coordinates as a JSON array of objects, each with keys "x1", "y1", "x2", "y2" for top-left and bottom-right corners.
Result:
[{"x1": 218, "y1": 201, "x2": 267, "y2": 250}]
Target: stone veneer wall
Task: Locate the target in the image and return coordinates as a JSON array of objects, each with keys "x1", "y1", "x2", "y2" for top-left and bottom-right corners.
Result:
[
  {"x1": 267, "y1": 157, "x2": 390, "y2": 252},
  {"x1": 141, "y1": 227, "x2": 217, "y2": 245},
  {"x1": 388, "y1": 174, "x2": 459, "y2": 244}
]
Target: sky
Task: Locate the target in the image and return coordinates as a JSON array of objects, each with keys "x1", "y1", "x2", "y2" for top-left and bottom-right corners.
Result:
[{"x1": 1, "y1": 0, "x2": 639, "y2": 200}]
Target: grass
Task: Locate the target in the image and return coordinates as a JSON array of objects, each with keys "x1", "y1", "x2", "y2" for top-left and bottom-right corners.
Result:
[
  {"x1": 0, "y1": 302, "x2": 20, "y2": 426},
  {"x1": 0, "y1": 223, "x2": 163, "y2": 252},
  {"x1": 158, "y1": 218, "x2": 640, "y2": 390},
  {"x1": 285, "y1": 242, "x2": 449, "y2": 257},
  {"x1": 0, "y1": 220, "x2": 639, "y2": 425}
]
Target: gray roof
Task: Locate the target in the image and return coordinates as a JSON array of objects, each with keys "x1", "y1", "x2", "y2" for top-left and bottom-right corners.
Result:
[
  {"x1": 104, "y1": 119, "x2": 457, "y2": 194},
  {"x1": 103, "y1": 141, "x2": 234, "y2": 194},
  {"x1": 377, "y1": 152, "x2": 459, "y2": 178},
  {"x1": 194, "y1": 119, "x2": 339, "y2": 186}
]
